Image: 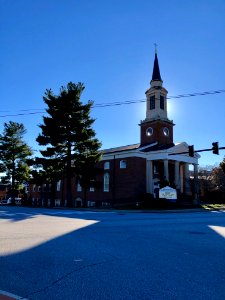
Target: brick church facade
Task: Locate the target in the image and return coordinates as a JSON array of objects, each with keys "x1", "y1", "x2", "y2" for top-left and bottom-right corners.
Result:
[{"x1": 29, "y1": 52, "x2": 199, "y2": 207}]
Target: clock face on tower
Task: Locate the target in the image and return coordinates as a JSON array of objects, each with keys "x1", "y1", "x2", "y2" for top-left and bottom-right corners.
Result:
[
  {"x1": 146, "y1": 127, "x2": 153, "y2": 136},
  {"x1": 163, "y1": 127, "x2": 169, "y2": 137}
]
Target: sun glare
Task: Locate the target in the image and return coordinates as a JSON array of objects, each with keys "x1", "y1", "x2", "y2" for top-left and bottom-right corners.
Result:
[{"x1": 209, "y1": 225, "x2": 225, "y2": 239}]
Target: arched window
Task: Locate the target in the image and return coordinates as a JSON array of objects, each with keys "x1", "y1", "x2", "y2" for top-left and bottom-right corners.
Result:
[
  {"x1": 160, "y1": 95, "x2": 164, "y2": 109},
  {"x1": 90, "y1": 180, "x2": 95, "y2": 192},
  {"x1": 56, "y1": 180, "x2": 61, "y2": 192},
  {"x1": 104, "y1": 173, "x2": 110, "y2": 192},
  {"x1": 150, "y1": 96, "x2": 155, "y2": 110},
  {"x1": 77, "y1": 179, "x2": 82, "y2": 192},
  {"x1": 120, "y1": 160, "x2": 127, "y2": 169}
]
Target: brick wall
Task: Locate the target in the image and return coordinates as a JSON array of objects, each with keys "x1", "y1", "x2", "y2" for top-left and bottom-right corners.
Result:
[
  {"x1": 28, "y1": 156, "x2": 147, "y2": 207},
  {"x1": 81, "y1": 157, "x2": 146, "y2": 206},
  {"x1": 140, "y1": 120, "x2": 174, "y2": 146}
]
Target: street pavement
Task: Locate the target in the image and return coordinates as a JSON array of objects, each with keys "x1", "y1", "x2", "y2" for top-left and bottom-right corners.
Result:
[{"x1": 0, "y1": 206, "x2": 225, "y2": 300}]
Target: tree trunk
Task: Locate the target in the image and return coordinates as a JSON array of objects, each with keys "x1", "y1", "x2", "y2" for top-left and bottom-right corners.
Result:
[
  {"x1": 50, "y1": 179, "x2": 56, "y2": 207},
  {"x1": 83, "y1": 187, "x2": 87, "y2": 208},
  {"x1": 66, "y1": 142, "x2": 73, "y2": 207},
  {"x1": 11, "y1": 145, "x2": 16, "y2": 205}
]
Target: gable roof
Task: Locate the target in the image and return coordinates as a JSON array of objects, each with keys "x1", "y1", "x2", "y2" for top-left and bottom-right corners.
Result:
[
  {"x1": 103, "y1": 143, "x2": 140, "y2": 154},
  {"x1": 103, "y1": 142, "x2": 175, "y2": 155},
  {"x1": 140, "y1": 143, "x2": 174, "y2": 152}
]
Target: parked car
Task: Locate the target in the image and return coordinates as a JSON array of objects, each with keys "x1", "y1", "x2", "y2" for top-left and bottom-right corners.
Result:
[
  {"x1": 0, "y1": 199, "x2": 9, "y2": 205},
  {"x1": 0, "y1": 198, "x2": 22, "y2": 205}
]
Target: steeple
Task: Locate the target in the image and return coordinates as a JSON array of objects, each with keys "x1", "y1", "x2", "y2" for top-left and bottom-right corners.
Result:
[
  {"x1": 145, "y1": 49, "x2": 167, "y2": 121},
  {"x1": 139, "y1": 48, "x2": 174, "y2": 146},
  {"x1": 151, "y1": 53, "x2": 162, "y2": 82}
]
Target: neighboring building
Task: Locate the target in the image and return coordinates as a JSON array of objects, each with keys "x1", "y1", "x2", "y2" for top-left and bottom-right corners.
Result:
[
  {"x1": 0, "y1": 184, "x2": 9, "y2": 200},
  {"x1": 28, "y1": 51, "x2": 199, "y2": 207}
]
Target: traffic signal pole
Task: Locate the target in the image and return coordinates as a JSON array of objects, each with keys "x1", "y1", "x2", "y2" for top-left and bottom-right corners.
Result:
[{"x1": 169, "y1": 145, "x2": 225, "y2": 156}]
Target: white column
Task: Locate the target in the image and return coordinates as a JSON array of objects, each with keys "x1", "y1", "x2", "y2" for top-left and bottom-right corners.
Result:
[
  {"x1": 184, "y1": 163, "x2": 190, "y2": 195},
  {"x1": 163, "y1": 159, "x2": 169, "y2": 181},
  {"x1": 180, "y1": 164, "x2": 184, "y2": 193},
  {"x1": 193, "y1": 164, "x2": 199, "y2": 204},
  {"x1": 175, "y1": 161, "x2": 180, "y2": 189},
  {"x1": 146, "y1": 160, "x2": 153, "y2": 194},
  {"x1": 194, "y1": 164, "x2": 198, "y2": 179}
]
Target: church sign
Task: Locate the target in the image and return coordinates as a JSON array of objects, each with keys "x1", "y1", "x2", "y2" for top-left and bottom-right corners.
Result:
[{"x1": 159, "y1": 186, "x2": 177, "y2": 202}]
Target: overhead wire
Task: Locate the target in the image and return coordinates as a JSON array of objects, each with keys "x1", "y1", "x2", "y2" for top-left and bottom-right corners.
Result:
[{"x1": 0, "y1": 89, "x2": 224, "y2": 117}]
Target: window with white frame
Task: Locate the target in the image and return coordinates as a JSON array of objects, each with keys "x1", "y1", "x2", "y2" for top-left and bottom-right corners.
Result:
[
  {"x1": 56, "y1": 180, "x2": 61, "y2": 192},
  {"x1": 120, "y1": 160, "x2": 127, "y2": 169},
  {"x1": 104, "y1": 161, "x2": 110, "y2": 170},
  {"x1": 102, "y1": 202, "x2": 111, "y2": 207},
  {"x1": 77, "y1": 181, "x2": 82, "y2": 192},
  {"x1": 89, "y1": 180, "x2": 95, "y2": 192},
  {"x1": 103, "y1": 173, "x2": 110, "y2": 192},
  {"x1": 33, "y1": 185, "x2": 36, "y2": 192}
]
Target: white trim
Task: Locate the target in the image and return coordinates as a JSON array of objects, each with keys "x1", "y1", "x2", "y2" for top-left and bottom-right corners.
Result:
[
  {"x1": 102, "y1": 149, "x2": 198, "y2": 164},
  {"x1": 138, "y1": 142, "x2": 158, "y2": 151},
  {"x1": 101, "y1": 141, "x2": 199, "y2": 165},
  {"x1": 102, "y1": 151, "x2": 146, "y2": 160}
]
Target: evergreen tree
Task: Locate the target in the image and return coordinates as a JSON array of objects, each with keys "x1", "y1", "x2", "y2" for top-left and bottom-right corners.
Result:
[
  {"x1": 0, "y1": 121, "x2": 32, "y2": 203},
  {"x1": 220, "y1": 158, "x2": 225, "y2": 175},
  {"x1": 37, "y1": 82, "x2": 102, "y2": 207},
  {"x1": 76, "y1": 155, "x2": 103, "y2": 207}
]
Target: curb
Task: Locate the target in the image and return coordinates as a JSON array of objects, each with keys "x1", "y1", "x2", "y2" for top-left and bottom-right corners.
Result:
[
  {"x1": 0, "y1": 290, "x2": 27, "y2": 300},
  {"x1": 2, "y1": 205, "x2": 225, "y2": 214}
]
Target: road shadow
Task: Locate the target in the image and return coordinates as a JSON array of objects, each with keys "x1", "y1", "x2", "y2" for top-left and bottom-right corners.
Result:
[{"x1": 1, "y1": 208, "x2": 225, "y2": 299}]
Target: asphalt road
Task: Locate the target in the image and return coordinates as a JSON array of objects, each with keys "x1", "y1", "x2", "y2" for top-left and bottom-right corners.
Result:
[{"x1": 0, "y1": 206, "x2": 225, "y2": 300}]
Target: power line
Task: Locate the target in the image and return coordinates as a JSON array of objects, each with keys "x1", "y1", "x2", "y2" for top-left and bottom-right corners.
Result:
[
  {"x1": 93, "y1": 89, "x2": 225, "y2": 107},
  {"x1": 0, "y1": 111, "x2": 46, "y2": 118},
  {"x1": 0, "y1": 89, "x2": 224, "y2": 118}
]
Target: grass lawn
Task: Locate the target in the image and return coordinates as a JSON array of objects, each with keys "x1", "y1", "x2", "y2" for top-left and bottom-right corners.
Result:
[{"x1": 201, "y1": 203, "x2": 225, "y2": 210}]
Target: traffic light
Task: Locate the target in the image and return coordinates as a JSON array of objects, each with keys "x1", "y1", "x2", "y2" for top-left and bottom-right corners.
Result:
[
  {"x1": 212, "y1": 142, "x2": 219, "y2": 155},
  {"x1": 188, "y1": 145, "x2": 194, "y2": 157}
]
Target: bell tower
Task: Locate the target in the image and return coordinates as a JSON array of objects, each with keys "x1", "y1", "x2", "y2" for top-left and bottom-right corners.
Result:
[{"x1": 140, "y1": 49, "x2": 174, "y2": 146}]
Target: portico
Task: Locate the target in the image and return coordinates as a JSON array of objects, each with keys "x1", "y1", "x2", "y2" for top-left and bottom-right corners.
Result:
[{"x1": 145, "y1": 143, "x2": 199, "y2": 199}]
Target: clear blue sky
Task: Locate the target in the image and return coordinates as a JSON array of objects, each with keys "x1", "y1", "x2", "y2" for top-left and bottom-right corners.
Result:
[{"x1": 1, "y1": 0, "x2": 225, "y2": 167}]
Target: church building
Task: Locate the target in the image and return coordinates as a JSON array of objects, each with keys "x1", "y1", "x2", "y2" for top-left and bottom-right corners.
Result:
[
  {"x1": 73, "y1": 50, "x2": 199, "y2": 207},
  {"x1": 29, "y1": 51, "x2": 199, "y2": 208}
]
